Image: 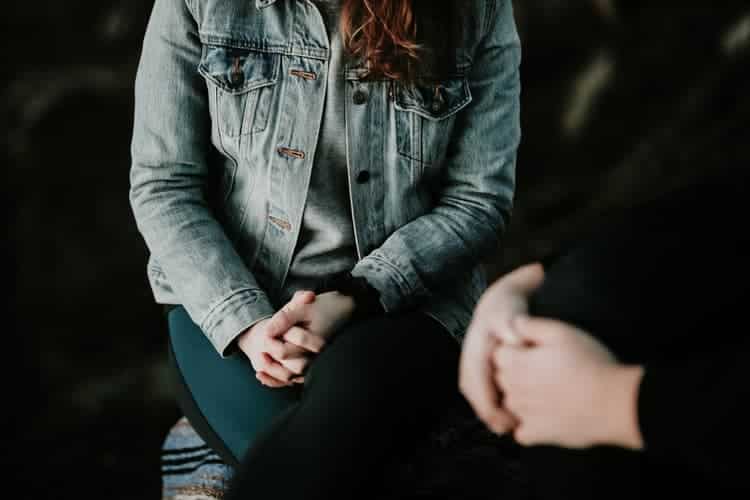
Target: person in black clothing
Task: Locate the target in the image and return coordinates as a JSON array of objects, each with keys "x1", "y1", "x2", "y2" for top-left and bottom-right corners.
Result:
[{"x1": 460, "y1": 174, "x2": 749, "y2": 498}]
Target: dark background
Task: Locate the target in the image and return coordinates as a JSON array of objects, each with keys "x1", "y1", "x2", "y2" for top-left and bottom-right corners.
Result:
[{"x1": 5, "y1": 1, "x2": 749, "y2": 499}]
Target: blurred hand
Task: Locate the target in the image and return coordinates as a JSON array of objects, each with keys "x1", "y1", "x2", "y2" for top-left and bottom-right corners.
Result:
[
  {"x1": 493, "y1": 315, "x2": 644, "y2": 449},
  {"x1": 237, "y1": 291, "x2": 318, "y2": 388},
  {"x1": 459, "y1": 263, "x2": 545, "y2": 435}
]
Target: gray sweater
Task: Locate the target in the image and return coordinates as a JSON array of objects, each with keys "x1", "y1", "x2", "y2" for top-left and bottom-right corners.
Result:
[{"x1": 282, "y1": 0, "x2": 357, "y2": 302}]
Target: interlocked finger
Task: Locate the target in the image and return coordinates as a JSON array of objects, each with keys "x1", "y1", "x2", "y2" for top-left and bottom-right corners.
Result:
[
  {"x1": 259, "y1": 352, "x2": 296, "y2": 383},
  {"x1": 282, "y1": 325, "x2": 325, "y2": 353}
]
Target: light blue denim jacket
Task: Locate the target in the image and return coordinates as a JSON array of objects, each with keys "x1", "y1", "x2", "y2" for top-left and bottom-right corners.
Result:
[{"x1": 129, "y1": 0, "x2": 521, "y2": 357}]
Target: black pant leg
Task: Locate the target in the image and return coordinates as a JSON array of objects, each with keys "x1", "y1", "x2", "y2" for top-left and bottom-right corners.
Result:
[{"x1": 226, "y1": 311, "x2": 461, "y2": 500}]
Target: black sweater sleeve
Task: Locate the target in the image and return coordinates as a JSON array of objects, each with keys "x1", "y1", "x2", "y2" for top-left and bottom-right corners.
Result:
[{"x1": 637, "y1": 333, "x2": 749, "y2": 489}]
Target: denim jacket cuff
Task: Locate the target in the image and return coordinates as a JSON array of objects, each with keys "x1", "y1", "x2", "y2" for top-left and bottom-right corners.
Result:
[
  {"x1": 199, "y1": 288, "x2": 276, "y2": 358},
  {"x1": 351, "y1": 254, "x2": 426, "y2": 313}
]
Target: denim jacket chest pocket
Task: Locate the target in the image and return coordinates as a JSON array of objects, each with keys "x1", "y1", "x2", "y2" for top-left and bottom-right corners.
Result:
[
  {"x1": 198, "y1": 44, "x2": 280, "y2": 138},
  {"x1": 394, "y1": 75, "x2": 472, "y2": 167}
]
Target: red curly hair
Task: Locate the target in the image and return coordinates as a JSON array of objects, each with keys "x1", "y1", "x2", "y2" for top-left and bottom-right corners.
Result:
[{"x1": 341, "y1": 0, "x2": 460, "y2": 81}]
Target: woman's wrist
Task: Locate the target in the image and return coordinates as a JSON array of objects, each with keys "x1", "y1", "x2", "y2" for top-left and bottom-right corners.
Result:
[
  {"x1": 235, "y1": 316, "x2": 272, "y2": 354},
  {"x1": 316, "y1": 271, "x2": 384, "y2": 320},
  {"x1": 329, "y1": 291, "x2": 356, "y2": 318}
]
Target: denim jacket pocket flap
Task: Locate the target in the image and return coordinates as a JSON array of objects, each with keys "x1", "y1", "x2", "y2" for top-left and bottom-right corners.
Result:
[
  {"x1": 394, "y1": 77, "x2": 472, "y2": 121},
  {"x1": 198, "y1": 45, "x2": 279, "y2": 95}
]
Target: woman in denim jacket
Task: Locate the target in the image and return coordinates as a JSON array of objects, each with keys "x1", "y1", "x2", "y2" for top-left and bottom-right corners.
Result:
[{"x1": 130, "y1": 0, "x2": 520, "y2": 496}]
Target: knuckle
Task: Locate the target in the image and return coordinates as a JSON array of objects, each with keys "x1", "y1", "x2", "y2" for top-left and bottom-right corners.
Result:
[
  {"x1": 475, "y1": 407, "x2": 492, "y2": 424},
  {"x1": 259, "y1": 356, "x2": 272, "y2": 371},
  {"x1": 264, "y1": 320, "x2": 280, "y2": 337},
  {"x1": 283, "y1": 363, "x2": 298, "y2": 375},
  {"x1": 273, "y1": 344, "x2": 288, "y2": 360},
  {"x1": 490, "y1": 420, "x2": 509, "y2": 435},
  {"x1": 287, "y1": 361, "x2": 305, "y2": 375},
  {"x1": 268, "y1": 363, "x2": 289, "y2": 380}
]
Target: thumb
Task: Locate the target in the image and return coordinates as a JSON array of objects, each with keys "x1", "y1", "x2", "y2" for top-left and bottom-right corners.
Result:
[
  {"x1": 267, "y1": 297, "x2": 313, "y2": 337},
  {"x1": 292, "y1": 290, "x2": 316, "y2": 305},
  {"x1": 505, "y1": 262, "x2": 545, "y2": 294}
]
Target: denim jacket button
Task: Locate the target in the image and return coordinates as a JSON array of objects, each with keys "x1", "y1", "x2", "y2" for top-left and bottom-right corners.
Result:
[
  {"x1": 356, "y1": 170, "x2": 370, "y2": 183},
  {"x1": 353, "y1": 90, "x2": 368, "y2": 105}
]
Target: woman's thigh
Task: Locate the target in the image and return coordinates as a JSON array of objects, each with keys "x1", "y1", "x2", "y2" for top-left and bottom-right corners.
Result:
[
  {"x1": 304, "y1": 310, "x2": 461, "y2": 412},
  {"x1": 167, "y1": 306, "x2": 300, "y2": 466}
]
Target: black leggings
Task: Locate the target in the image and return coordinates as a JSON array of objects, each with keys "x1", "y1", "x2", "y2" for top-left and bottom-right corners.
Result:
[{"x1": 168, "y1": 309, "x2": 463, "y2": 499}]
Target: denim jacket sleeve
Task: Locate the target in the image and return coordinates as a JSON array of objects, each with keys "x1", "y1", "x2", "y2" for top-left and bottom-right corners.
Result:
[
  {"x1": 129, "y1": 0, "x2": 275, "y2": 357},
  {"x1": 351, "y1": 0, "x2": 521, "y2": 312}
]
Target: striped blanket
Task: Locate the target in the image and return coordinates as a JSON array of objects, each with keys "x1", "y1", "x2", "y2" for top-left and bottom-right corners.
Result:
[
  {"x1": 161, "y1": 412, "x2": 530, "y2": 500},
  {"x1": 161, "y1": 418, "x2": 233, "y2": 500}
]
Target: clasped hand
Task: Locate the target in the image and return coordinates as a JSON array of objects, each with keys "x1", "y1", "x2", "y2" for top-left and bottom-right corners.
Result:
[
  {"x1": 459, "y1": 263, "x2": 642, "y2": 449},
  {"x1": 237, "y1": 290, "x2": 356, "y2": 388}
]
